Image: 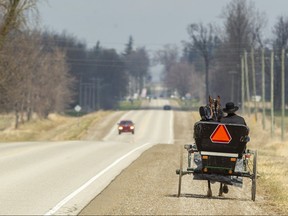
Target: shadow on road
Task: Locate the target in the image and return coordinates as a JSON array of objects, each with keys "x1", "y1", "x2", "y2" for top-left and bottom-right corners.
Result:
[{"x1": 166, "y1": 193, "x2": 249, "y2": 201}]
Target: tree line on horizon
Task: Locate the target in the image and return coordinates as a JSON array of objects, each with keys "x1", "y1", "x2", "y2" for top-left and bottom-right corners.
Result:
[
  {"x1": 1, "y1": 0, "x2": 288, "y2": 129},
  {"x1": 159, "y1": 0, "x2": 288, "y2": 111},
  {"x1": 0, "y1": 0, "x2": 150, "y2": 128}
]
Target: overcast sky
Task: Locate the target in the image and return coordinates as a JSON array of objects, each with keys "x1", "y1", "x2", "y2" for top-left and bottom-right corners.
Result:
[
  {"x1": 37, "y1": 0, "x2": 288, "y2": 82},
  {"x1": 38, "y1": 0, "x2": 288, "y2": 54}
]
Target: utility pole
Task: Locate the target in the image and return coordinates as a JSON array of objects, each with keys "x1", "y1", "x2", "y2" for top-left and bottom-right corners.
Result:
[
  {"x1": 229, "y1": 71, "x2": 237, "y2": 102},
  {"x1": 241, "y1": 55, "x2": 245, "y2": 114},
  {"x1": 271, "y1": 50, "x2": 274, "y2": 137},
  {"x1": 251, "y1": 48, "x2": 257, "y2": 121},
  {"x1": 96, "y1": 78, "x2": 101, "y2": 110},
  {"x1": 91, "y1": 78, "x2": 96, "y2": 110},
  {"x1": 244, "y1": 50, "x2": 251, "y2": 116},
  {"x1": 281, "y1": 48, "x2": 285, "y2": 141},
  {"x1": 261, "y1": 49, "x2": 266, "y2": 129},
  {"x1": 79, "y1": 76, "x2": 82, "y2": 107}
]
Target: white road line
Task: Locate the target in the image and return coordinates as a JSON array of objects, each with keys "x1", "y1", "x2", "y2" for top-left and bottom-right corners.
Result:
[{"x1": 44, "y1": 142, "x2": 151, "y2": 216}]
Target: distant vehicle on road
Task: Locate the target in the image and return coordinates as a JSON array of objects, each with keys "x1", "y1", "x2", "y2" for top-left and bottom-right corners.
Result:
[
  {"x1": 163, "y1": 105, "x2": 172, "y2": 110},
  {"x1": 118, "y1": 120, "x2": 135, "y2": 135}
]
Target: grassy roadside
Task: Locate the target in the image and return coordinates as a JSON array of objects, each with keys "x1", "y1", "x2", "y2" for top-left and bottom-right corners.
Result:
[
  {"x1": 0, "y1": 98, "x2": 146, "y2": 142},
  {"x1": 0, "y1": 111, "x2": 112, "y2": 142},
  {"x1": 247, "y1": 115, "x2": 288, "y2": 215},
  {"x1": 188, "y1": 111, "x2": 288, "y2": 215},
  {"x1": 175, "y1": 98, "x2": 288, "y2": 214},
  {"x1": 181, "y1": 110, "x2": 288, "y2": 214},
  {"x1": 118, "y1": 99, "x2": 142, "y2": 110},
  {"x1": 1, "y1": 102, "x2": 288, "y2": 214},
  {"x1": 174, "y1": 98, "x2": 200, "y2": 110}
]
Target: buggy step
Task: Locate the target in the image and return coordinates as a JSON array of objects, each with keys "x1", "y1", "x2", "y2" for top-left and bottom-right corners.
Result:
[{"x1": 176, "y1": 169, "x2": 194, "y2": 175}]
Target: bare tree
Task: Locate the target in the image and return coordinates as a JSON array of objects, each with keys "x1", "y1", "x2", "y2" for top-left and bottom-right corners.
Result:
[
  {"x1": 154, "y1": 45, "x2": 179, "y2": 95},
  {"x1": 34, "y1": 48, "x2": 74, "y2": 118},
  {"x1": 186, "y1": 22, "x2": 219, "y2": 101},
  {"x1": 0, "y1": 31, "x2": 74, "y2": 127},
  {"x1": 272, "y1": 16, "x2": 288, "y2": 109},
  {"x1": 0, "y1": 33, "x2": 30, "y2": 128},
  {"x1": 216, "y1": 0, "x2": 266, "y2": 103},
  {"x1": 0, "y1": 0, "x2": 39, "y2": 49},
  {"x1": 125, "y1": 47, "x2": 150, "y2": 95},
  {"x1": 165, "y1": 63, "x2": 190, "y2": 97},
  {"x1": 154, "y1": 44, "x2": 179, "y2": 73}
]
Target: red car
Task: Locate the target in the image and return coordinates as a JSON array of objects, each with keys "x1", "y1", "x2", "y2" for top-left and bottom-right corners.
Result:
[{"x1": 118, "y1": 120, "x2": 135, "y2": 135}]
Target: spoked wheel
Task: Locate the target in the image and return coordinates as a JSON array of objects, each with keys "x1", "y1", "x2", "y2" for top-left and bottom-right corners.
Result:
[
  {"x1": 251, "y1": 150, "x2": 257, "y2": 201},
  {"x1": 177, "y1": 146, "x2": 184, "y2": 197}
]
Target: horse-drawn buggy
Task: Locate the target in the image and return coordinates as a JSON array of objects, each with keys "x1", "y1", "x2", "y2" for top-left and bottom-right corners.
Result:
[{"x1": 176, "y1": 121, "x2": 257, "y2": 201}]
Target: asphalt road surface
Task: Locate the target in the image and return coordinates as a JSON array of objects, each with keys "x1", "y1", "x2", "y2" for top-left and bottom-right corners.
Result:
[
  {"x1": 80, "y1": 101, "x2": 274, "y2": 215},
  {"x1": 0, "y1": 99, "x2": 174, "y2": 215}
]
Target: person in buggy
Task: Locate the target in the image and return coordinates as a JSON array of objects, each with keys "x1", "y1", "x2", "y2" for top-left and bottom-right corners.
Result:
[
  {"x1": 221, "y1": 102, "x2": 249, "y2": 193},
  {"x1": 220, "y1": 102, "x2": 246, "y2": 125},
  {"x1": 221, "y1": 101, "x2": 250, "y2": 147}
]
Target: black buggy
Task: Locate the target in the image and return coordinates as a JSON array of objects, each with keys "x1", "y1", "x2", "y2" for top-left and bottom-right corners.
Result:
[{"x1": 176, "y1": 121, "x2": 257, "y2": 201}]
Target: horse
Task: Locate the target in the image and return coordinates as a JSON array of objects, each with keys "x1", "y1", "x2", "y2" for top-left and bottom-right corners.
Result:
[
  {"x1": 199, "y1": 96, "x2": 228, "y2": 197},
  {"x1": 208, "y1": 95, "x2": 223, "y2": 122},
  {"x1": 199, "y1": 96, "x2": 223, "y2": 122},
  {"x1": 199, "y1": 95, "x2": 223, "y2": 121}
]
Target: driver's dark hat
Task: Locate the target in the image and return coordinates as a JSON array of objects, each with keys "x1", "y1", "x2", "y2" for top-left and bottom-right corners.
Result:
[{"x1": 223, "y1": 102, "x2": 239, "y2": 113}]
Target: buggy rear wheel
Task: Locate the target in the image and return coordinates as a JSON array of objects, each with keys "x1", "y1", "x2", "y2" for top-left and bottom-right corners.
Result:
[
  {"x1": 177, "y1": 146, "x2": 183, "y2": 197},
  {"x1": 251, "y1": 150, "x2": 257, "y2": 201}
]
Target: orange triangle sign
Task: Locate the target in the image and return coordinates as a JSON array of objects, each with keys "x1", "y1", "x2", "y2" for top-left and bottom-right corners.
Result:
[{"x1": 210, "y1": 124, "x2": 232, "y2": 143}]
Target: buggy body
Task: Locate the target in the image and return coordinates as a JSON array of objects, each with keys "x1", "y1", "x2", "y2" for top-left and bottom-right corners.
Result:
[{"x1": 176, "y1": 121, "x2": 257, "y2": 201}]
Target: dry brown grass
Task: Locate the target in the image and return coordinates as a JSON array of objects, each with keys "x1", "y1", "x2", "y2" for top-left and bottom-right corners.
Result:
[
  {"x1": 180, "y1": 111, "x2": 288, "y2": 214},
  {"x1": 0, "y1": 111, "x2": 112, "y2": 142},
  {"x1": 0, "y1": 114, "x2": 14, "y2": 131},
  {"x1": 232, "y1": 113, "x2": 288, "y2": 214},
  {"x1": 1, "y1": 110, "x2": 288, "y2": 214}
]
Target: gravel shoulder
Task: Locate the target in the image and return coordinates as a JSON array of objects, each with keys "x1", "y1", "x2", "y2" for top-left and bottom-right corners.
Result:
[
  {"x1": 0, "y1": 102, "x2": 285, "y2": 214},
  {"x1": 79, "y1": 111, "x2": 276, "y2": 215}
]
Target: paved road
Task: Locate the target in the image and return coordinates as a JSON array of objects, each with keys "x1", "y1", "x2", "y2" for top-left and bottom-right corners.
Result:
[
  {"x1": 0, "y1": 99, "x2": 173, "y2": 215},
  {"x1": 79, "y1": 109, "x2": 273, "y2": 216}
]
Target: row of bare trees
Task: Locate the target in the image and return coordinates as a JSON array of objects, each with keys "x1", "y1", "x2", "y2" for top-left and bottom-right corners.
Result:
[
  {"x1": 124, "y1": 36, "x2": 150, "y2": 98},
  {"x1": 154, "y1": 45, "x2": 205, "y2": 99},
  {"x1": 0, "y1": 1, "x2": 74, "y2": 128},
  {"x1": 0, "y1": 31, "x2": 74, "y2": 128},
  {"x1": 47, "y1": 33, "x2": 150, "y2": 111},
  {"x1": 0, "y1": 1, "x2": 151, "y2": 128},
  {"x1": 158, "y1": 0, "x2": 288, "y2": 111}
]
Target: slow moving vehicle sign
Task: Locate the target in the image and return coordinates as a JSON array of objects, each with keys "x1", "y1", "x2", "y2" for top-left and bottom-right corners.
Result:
[{"x1": 210, "y1": 124, "x2": 232, "y2": 144}]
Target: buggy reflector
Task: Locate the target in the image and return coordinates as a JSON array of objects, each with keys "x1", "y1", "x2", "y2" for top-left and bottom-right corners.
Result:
[
  {"x1": 201, "y1": 151, "x2": 238, "y2": 157},
  {"x1": 210, "y1": 124, "x2": 232, "y2": 143}
]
